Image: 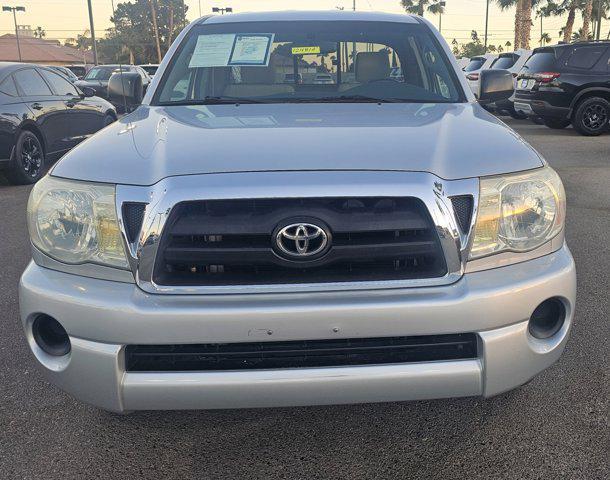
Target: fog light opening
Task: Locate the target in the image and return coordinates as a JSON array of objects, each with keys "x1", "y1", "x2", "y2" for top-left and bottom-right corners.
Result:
[
  {"x1": 32, "y1": 315, "x2": 71, "y2": 357},
  {"x1": 528, "y1": 298, "x2": 566, "y2": 340}
]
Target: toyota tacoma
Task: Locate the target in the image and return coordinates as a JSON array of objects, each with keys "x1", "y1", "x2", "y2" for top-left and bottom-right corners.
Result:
[{"x1": 20, "y1": 11, "x2": 576, "y2": 412}]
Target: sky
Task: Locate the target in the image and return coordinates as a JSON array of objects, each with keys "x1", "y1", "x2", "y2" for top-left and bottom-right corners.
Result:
[{"x1": 0, "y1": 0, "x2": 606, "y2": 49}]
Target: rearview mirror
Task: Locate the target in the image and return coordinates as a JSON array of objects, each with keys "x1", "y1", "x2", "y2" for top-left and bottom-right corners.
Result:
[
  {"x1": 478, "y1": 69, "x2": 514, "y2": 104},
  {"x1": 108, "y1": 71, "x2": 143, "y2": 113}
]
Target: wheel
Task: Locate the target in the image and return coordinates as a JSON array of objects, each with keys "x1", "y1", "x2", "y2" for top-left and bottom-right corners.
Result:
[
  {"x1": 6, "y1": 130, "x2": 45, "y2": 185},
  {"x1": 509, "y1": 107, "x2": 529, "y2": 120},
  {"x1": 103, "y1": 113, "x2": 116, "y2": 126},
  {"x1": 543, "y1": 118, "x2": 571, "y2": 129},
  {"x1": 572, "y1": 96, "x2": 610, "y2": 136}
]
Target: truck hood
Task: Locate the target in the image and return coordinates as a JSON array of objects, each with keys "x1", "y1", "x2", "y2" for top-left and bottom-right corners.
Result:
[{"x1": 52, "y1": 103, "x2": 544, "y2": 186}]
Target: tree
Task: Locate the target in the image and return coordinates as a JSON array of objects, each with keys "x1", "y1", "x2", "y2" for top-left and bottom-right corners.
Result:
[
  {"x1": 101, "y1": 0, "x2": 189, "y2": 64},
  {"x1": 451, "y1": 38, "x2": 459, "y2": 56},
  {"x1": 64, "y1": 30, "x2": 91, "y2": 50},
  {"x1": 495, "y1": 0, "x2": 522, "y2": 49},
  {"x1": 33, "y1": 26, "x2": 46, "y2": 39},
  {"x1": 458, "y1": 30, "x2": 487, "y2": 57},
  {"x1": 581, "y1": 0, "x2": 593, "y2": 38},
  {"x1": 540, "y1": 31, "x2": 552, "y2": 44},
  {"x1": 400, "y1": 0, "x2": 445, "y2": 17}
]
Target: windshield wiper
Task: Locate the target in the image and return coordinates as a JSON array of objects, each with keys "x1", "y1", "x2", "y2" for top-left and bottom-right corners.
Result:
[
  {"x1": 289, "y1": 95, "x2": 404, "y2": 103},
  {"x1": 157, "y1": 96, "x2": 264, "y2": 106}
]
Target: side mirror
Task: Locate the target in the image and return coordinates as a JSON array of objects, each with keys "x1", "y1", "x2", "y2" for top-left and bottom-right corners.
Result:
[
  {"x1": 108, "y1": 71, "x2": 143, "y2": 113},
  {"x1": 81, "y1": 86, "x2": 96, "y2": 98},
  {"x1": 478, "y1": 69, "x2": 514, "y2": 104}
]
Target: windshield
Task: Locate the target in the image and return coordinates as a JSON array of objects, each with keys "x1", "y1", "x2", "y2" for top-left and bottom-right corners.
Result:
[
  {"x1": 84, "y1": 66, "x2": 129, "y2": 81},
  {"x1": 491, "y1": 54, "x2": 518, "y2": 69},
  {"x1": 154, "y1": 21, "x2": 462, "y2": 105},
  {"x1": 464, "y1": 58, "x2": 486, "y2": 72}
]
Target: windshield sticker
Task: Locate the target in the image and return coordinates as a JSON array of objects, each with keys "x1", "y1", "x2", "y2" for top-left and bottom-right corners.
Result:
[
  {"x1": 291, "y1": 46, "x2": 321, "y2": 55},
  {"x1": 189, "y1": 33, "x2": 274, "y2": 68},
  {"x1": 189, "y1": 34, "x2": 236, "y2": 68},
  {"x1": 228, "y1": 34, "x2": 274, "y2": 66}
]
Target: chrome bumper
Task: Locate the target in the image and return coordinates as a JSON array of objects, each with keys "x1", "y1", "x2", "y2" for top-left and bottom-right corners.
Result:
[{"x1": 20, "y1": 246, "x2": 576, "y2": 412}]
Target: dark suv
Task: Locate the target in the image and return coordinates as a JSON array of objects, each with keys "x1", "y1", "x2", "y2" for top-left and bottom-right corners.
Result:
[{"x1": 514, "y1": 41, "x2": 610, "y2": 135}]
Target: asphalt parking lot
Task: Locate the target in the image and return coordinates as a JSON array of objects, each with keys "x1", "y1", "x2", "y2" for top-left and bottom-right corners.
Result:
[{"x1": 0, "y1": 118, "x2": 608, "y2": 480}]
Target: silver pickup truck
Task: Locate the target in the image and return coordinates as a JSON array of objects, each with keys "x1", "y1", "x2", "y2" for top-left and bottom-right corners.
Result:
[{"x1": 20, "y1": 11, "x2": 576, "y2": 412}]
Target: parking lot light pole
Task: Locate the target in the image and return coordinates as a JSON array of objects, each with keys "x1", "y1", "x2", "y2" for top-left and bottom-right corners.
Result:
[
  {"x1": 212, "y1": 7, "x2": 232, "y2": 14},
  {"x1": 2, "y1": 6, "x2": 25, "y2": 62},
  {"x1": 86, "y1": 0, "x2": 98, "y2": 65}
]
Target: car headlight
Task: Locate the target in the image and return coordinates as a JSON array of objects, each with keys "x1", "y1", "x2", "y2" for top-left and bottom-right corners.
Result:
[
  {"x1": 470, "y1": 166, "x2": 565, "y2": 260},
  {"x1": 27, "y1": 176, "x2": 128, "y2": 268}
]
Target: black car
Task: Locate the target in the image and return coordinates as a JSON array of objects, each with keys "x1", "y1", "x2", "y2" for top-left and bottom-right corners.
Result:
[
  {"x1": 65, "y1": 64, "x2": 89, "y2": 79},
  {"x1": 514, "y1": 41, "x2": 610, "y2": 135},
  {"x1": 0, "y1": 63, "x2": 117, "y2": 184},
  {"x1": 75, "y1": 64, "x2": 151, "y2": 104}
]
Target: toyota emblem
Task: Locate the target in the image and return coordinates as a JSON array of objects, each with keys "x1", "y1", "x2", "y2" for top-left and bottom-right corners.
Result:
[{"x1": 275, "y1": 222, "x2": 330, "y2": 259}]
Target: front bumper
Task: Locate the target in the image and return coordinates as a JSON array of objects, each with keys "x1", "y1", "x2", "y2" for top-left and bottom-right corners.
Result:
[{"x1": 20, "y1": 246, "x2": 576, "y2": 412}]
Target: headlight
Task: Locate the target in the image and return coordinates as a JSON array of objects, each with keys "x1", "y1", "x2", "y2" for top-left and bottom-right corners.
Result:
[
  {"x1": 470, "y1": 166, "x2": 565, "y2": 260},
  {"x1": 27, "y1": 176, "x2": 128, "y2": 268}
]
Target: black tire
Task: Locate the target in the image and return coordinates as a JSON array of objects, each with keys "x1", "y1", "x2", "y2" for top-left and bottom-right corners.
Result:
[
  {"x1": 571, "y1": 96, "x2": 610, "y2": 136},
  {"x1": 103, "y1": 113, "x2": 116, "y2": 126},
  {"x1": 543, "y1": 118, "x2": 571, "y2": 129},
  {"x1": 6, "y1": 130, "x2": 45, "y2": 185},
  {"x1": 509, "y1": 107, "x2": 529, "y2": 120}
]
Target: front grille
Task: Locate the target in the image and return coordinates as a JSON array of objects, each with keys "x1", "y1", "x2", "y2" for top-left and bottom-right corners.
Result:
[
  {"x1": 153, "y1": 197, "x2": 447, "y2": 286},
  {"x1": 125, "y1": 333, "x2": 478, "y2": 372},
  {"x1": 122, "y1": 202, "x2": 147, "y2": 243},
  {"x1": 450, "y1": 195, "x2": 474, "y2": 234}
]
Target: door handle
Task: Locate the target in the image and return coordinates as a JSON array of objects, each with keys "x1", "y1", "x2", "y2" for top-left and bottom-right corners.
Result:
[{"x1": 31, "y1": 102, "x2": 43, "y2": 110}]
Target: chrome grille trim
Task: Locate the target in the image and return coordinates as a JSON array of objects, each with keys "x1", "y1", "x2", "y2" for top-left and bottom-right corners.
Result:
[{"x1": 115, "y1": 171, "x2": 479, "y2": 295}]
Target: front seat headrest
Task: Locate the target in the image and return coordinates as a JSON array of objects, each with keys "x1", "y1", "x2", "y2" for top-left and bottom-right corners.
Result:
[{"x1": 355, "y1": 52, "x2": 391, "y2": 83}]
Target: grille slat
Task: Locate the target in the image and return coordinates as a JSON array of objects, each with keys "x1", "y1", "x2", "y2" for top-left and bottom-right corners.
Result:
[
  {"x1": 125, "y1": 333, "x2": 478, "y2": 372},
  {"x1": 154, "y1": 197, "x2": 447, "y2": 286}
]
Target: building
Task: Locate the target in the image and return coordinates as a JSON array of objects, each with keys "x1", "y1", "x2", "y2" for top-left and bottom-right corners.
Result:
[{"x1": 0, "y1": 34, "x2": 93, "y2": 65}]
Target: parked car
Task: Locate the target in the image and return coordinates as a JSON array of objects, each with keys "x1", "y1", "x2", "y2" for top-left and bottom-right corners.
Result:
[
  {"x1": 487, "y1": 49, "x2": 532, "y2": 118},
  {"x1": 283, "y1": 72, "x2": 303, "y2": 84},
  {"x1": 45, "y1": 65, "x2": 79, "y2": 84},
  {"x1": 20, "y1": 11, "x2": 575, "y2": 413},
  {"x1": 139, "y1": 64, "x2": 159, "y2": 77},
  {"x1": 64, "y1": 64, "x2": 89, "y2": 79},
  {"x1": 455, "y1": 57, "x2": 470, "y2": 70},
  {"x1": 514, "y1": 41, "x2": 610, "y2": 135},
  {"x1": 463, "y1": 54, "x2": 497, "y2": 96},
  {"x1": 313, "y1": 72, "x2": 334, "y2": 84},
  {"x1": 74, "y1": 64, "x2": 151, "y2": 103},
  {"x1": 0, "y1": 63, "x2": 116, "y2": 184}
]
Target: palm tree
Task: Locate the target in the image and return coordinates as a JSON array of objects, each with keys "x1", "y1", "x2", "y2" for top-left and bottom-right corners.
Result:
[
  {"x1": 495, "y1": 0, "x2": 522, "y2": 49},
  {"x1": 582, "y1": 0, "x2": 594, "y2": 38},
  {"x1": 591, "y1": 0, "x2": 609, "y2": 38},
  {"x1": 572, "y1": 26, "x2": 593, "y2": 40},
  {"x1": 540, "y1": 31, "x2": 552, "y2": 44},
  {"x1": 400, "y1": 0, "x2": 445, "y2": 17},
  {"x1": 33, "y1": 26, "x2": 46, "y2": 39},
  {"x1": 557, "y1": 0, "x2": 583, "y2": 42}
]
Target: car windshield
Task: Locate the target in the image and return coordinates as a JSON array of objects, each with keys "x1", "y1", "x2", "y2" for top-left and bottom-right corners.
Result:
[
  {"x1": 155, "y1": 20, "x2": 462, "y2": 105},
  {"x1": 84, "y1": 66, "x2": 129, "y2": 81},
  {"x1": 464, "y1": 57, "x2": 486, "y2": 72}
]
